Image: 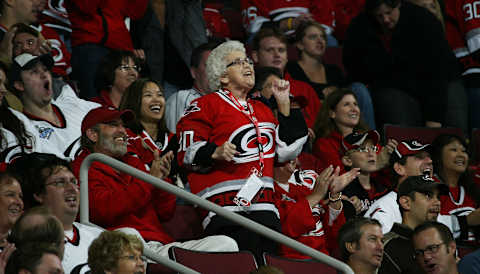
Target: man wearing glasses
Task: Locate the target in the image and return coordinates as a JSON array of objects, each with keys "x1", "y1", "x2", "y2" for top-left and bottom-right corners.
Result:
[
  {"x1": 379, "y1": 175, "x2": 449, "y2": 273},
  {"x1": 412, "y1": 222, "x2": 460, "y2": 274}
]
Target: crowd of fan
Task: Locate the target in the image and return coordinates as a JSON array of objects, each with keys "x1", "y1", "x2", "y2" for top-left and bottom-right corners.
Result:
[{"x1": 0, "y1": 0, "x2": 479, "y2": 273}]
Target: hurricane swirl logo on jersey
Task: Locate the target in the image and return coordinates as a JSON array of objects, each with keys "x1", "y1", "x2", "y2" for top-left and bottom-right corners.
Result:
[
  {"x1": 182, "y1": 101, "x2": 201, "y2": 117},
  {"x1": 228, "y1": 122, "x2": 275, "y2": 163},
  {"x1": 37, "y1": 126, "x2": 54, "y2": 139}
]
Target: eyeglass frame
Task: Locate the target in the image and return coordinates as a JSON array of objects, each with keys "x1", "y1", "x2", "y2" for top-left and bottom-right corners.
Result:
[
  {"x1": 117, "y1": 64, "x2": 141, "y2": 72},
  {"x1": 414, "y1": 242, "x2": 445, "y2": 258},
  {"x1": 226, "y1": 57, "x2": 254, "y2": 68},
  {"x1": 44, "y1": 178, "x2": 79, "y2": 188},
  {"x1": 346, "y1": 145, "x2": 379, "y2": 155},
  {"x1": 119, "y1": 254, "x2": 147, "y2": 263}
]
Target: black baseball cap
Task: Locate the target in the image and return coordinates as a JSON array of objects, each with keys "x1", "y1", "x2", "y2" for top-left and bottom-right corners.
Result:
[{"x1": 398, "y1": 175, "x2": 449, "y2": 198}]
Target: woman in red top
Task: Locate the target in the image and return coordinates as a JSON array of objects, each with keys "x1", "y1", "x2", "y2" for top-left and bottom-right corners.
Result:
[
  {"x1": 431, "y1": 134, "x2": 480, "y2": 244},
  {"x1": 119, "y1": 78, "x2": 177, "y2": 169},
  {"x1": 312, "y1": 88, "x2": 368, "y2": 173},
  {"x1": 92, "y1": 51, "x2": 140, "y2": 109}
]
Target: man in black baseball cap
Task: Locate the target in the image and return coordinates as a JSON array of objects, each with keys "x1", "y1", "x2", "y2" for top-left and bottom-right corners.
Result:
[{"x1": 379, "y1": 175, "x2": 449, "y2": 273}]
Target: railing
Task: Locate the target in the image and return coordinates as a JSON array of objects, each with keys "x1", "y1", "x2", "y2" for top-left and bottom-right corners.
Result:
[{"x1": 79, "y1": 153, "x2": 354, "y2": 274}]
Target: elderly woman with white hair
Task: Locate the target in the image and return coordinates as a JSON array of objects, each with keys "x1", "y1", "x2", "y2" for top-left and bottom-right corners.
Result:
[{"x1": 176, "y1": 40, "x2": 308, "y2": 258}]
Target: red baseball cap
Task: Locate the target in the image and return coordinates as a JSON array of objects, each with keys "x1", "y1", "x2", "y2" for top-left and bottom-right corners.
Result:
[{"x1": 81, "y1": 107, "x2": 134, "y2": 134}]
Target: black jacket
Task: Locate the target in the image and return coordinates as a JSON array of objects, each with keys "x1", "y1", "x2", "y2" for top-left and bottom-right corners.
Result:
[{"x1": 343, "y1": 2, "x2": 460, "y2": 122}]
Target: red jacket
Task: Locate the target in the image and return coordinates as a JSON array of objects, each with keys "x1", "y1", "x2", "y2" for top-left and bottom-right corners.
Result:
[
  {"x1": 313, "y1": 130, "x2": 345, "y2": 173},
  {"x1": 71, "y1": 149, "x2": 176, "y2": 243},
  {"x1": 90, "y1": 90, "x2": 115, "y2": 109},
  {"x1": 274, "y1": 180, "x2": 345, "y2": 259},
  {"x1": 66, "y1": 0, "x2": 148, "y2": 50},
  {"x1": 285, "y1": 73, "x2": 321, "y2": 129}
]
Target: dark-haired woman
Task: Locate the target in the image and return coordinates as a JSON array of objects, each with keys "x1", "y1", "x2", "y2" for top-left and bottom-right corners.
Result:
[
  {"x1": 119, "y1": 78, "x2": 177, "y2": 168},
  {"x1": 92, "y1": 51, "x2": 140, "y2": 109},
  {"x1": 431, "y1": 134, "x2": 480, "y2": 244}
]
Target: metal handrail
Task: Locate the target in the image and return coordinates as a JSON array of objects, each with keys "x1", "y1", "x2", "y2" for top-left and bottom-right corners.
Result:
[{"x1": 79, "y1": 153, "x2": 354, "y2": 274}]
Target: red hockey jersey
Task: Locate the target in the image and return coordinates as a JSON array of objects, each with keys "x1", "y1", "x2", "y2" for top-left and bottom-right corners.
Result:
[
  {"x1": 40, "y1": 0, "x2": 71, "y2": 33},
  {"x1": 32, "y1": 24, "x2": 71, "y2": 76},
  {"x1": 445, "y1": 0, "x2": 480, "y2": 75},
  {"x1": 274, "y1": 170, "x2": 345, "y2": 259},
  {"x1": 177, "y1": 90, "x2": 307, "y2": 227},
  {"x1": 241, "y1": 0, "x2": 335, "y2": 35},
  {"x1": 440, "y1": 185, "x2": 477, "y2": 242}
]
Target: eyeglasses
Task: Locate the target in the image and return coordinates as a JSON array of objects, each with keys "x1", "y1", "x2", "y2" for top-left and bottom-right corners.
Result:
[
  {"x1": 348, "y1": 145, "x2": 379, "y2": 154},
  {"x1": 45, "y1": 178, "x2": 79, "y2": 188},
  {"x1": 118, "y1": 65, "x2": 140, "y2": 72},
  {"x1": 226, "y1": 57, "x2": 254, "y2": 68},
  {"x1": 414, "y1": 242, "x2": 445, "y2": 258}
]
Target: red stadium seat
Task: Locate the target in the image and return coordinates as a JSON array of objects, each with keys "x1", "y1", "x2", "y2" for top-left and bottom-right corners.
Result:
[
  {"x1": 162, "y1": 204, "x2": 204, "y2": 241},
  {"x1": 383, "y1": 124, "x2": 464, "y2": 144},
  {"x1": 169, "y1": 247, "x2": 258, "y2": 274},
  {"x1": 263, "y1": 253, "x2": 337, "y2": 274}
]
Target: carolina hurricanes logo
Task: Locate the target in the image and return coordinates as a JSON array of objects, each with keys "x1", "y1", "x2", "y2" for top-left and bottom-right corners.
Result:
[
  {"x1": 182, "y1": 101, "x2": 201, "y2": 117},
  {"x1": 299, "y1": 170, "x2": 318, "y2": 190},
  {"x1": 48, "y1": 0, "x2": 67, "y2": 14},
  {"x1": 229, "y1": 122, "x2": 275, "y2": 163}
]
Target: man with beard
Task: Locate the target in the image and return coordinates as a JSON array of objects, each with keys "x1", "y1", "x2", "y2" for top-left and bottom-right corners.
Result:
[
  {"x1": 71, "y1": 107, "x2": 238, "y2": 257},
  {"x1": 379, "y1": 175, "x2": 448, "y2": 274},
  {"x1": 338, "y1": 217, "x2": 384, "y2": 274},
  {"x1": 9, "y1": 53, "x2": 100, "y2": 160},
  {"x1": 412, "y1": 222, "x2": 460, "y2": 274}
]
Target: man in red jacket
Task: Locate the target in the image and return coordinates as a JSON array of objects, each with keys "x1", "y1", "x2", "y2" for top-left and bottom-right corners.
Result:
[{"x1": 71, "y1": 107, "x2": 238, "y2": 256}]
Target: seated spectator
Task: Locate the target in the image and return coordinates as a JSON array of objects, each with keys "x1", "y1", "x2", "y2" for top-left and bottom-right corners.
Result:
[
  {"x1": 65, "y1": 0, "x2": 148, "y2": 99},
  {"x1": 165, "y1": 42, "x2": 217, "y2": 133},
  {"x1": 379, "y1": 175, "x2": 448, "y2": 273},
  {"x1": 0, "y1": 171, "x2": 23, "y2": 248},
  {"x1": 176, "y1": 40, "x2": 307, "y2": 260},
  {"x1": 12, "y1": 153, "x2": 102, "y2": 273},
  {"x1": 338, "y1": 217, "x2": 384, "y2": 274},
  {"x1": 9, "y1": 53, "x2": 100, "y2": 160},
  {"x1": 273, "y1": 159, "x2": 358, "y2": 259},
  {"x1": 313, "y1": 89, "x2": 395, "y2": 173},
  {"x1": 251, "y1": 27, "x2": 320, "y2": 131},
  {"x1": 71, "y1": 107, "x2": 238, "y2": 257},
  {"x1": 5, "y1": 243, "x2": 63, "y2": 274},
  {"x1": 343, "y1": 0, "x2": 466, "y2": 131},
  {"x1": 119, "y1": 79, "x2": 177, "y2": 168},
  {"x1": 341, "y1": 130, "x2": 388, "y2": 216},
  {"x1": 412, "y1": 222, "x2": 460, "y2": 274},
  {"x1": 365, "y1": 140, "x2": 480, "y2": 236},
  {"x1": 0, "y1": 61, "x2": 36, "y2": 163},
  {"x1": 240, "y1": 0, "x2": 337, "y2": 45},
  {"x1": 88, "y1": 231, "x2": 145, "y2": 274},
  {"x1": 459, "y1": 248, "x2": 480, "y2": 274},
  {"x1": 92, "y1": 51, "x2": 140, "y2": 109},
  {"x1": 8, "y1": 206, "x2": 64, "y2": 258},
  {"x1": 431, "y1": 134, "x2": 480, "y2": 244},
  {"x1": 287, "y1": 21, "x2": 376, "y2": 129}
]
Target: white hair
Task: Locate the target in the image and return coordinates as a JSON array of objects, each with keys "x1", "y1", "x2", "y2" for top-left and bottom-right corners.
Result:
[{"x1": 205, "y1": 40, "x2": 246, "y2": 91}]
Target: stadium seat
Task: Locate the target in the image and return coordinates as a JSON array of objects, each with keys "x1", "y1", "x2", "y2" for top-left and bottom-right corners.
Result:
[
  {"x1": 168, "y1": 247, "x2": 258, "y2": 274},
  {"x1": 383, "y1": 124, "x2": 464, "y2": 144},
  {"x1": 263, "y1": 252, "x2": 337, "y2": 274},
  {"x1": 162, "y1": 204, "x2": 204, "y2": 241}
]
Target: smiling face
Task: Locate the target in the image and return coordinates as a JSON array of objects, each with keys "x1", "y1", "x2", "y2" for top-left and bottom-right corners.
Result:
[
  {"x1": 112, "y1": 57, "x2": 139, "y2": 94},
  {"x1": 440, "y1": 139, "x2": 468, "y2": 175},
  {"x1": 109, "y1": 248, "x2": 145, "y2": 274},
  {"x1": 140, "y1": 81, "x2": 165, "y2": 123},
  {"x1": 90, "y1": 119, "x2": 129, "y2": 158},
  {"x1": 330, "y1": 94, "x2": 360, "y2": 129},
  {"x1": 413, "y1": 228, "x2": 457, "y2": 274},
  {"x1": 0, "y1": 176, "x2": 24, "y2": 234},
  {"x1": 221, "y1": 51, "x2": 255, "y2": 92},
  {"x1": 298, "y1": 25, "x2": 327, "y2": 58},
  {"x1": 16, "y1": 61, "x2": 53, "y2": 108},
  {"x1": 396, "y1": 151, "x2": 434, "y2": 178},
  {"x1": 350, "y1": 224, "x2": 384, "y2": 269},
  {"x1": 35, "y1": 166, "x2": 79, "y2": 227}
]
